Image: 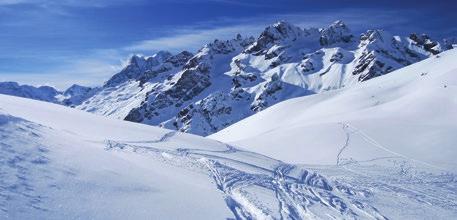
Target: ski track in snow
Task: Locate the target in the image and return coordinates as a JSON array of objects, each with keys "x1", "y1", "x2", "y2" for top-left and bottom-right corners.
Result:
[
  {"x1": 336, "y1": 123, "x2": 352, "y2": 166},
  {"x1": 104, "y1": 137, "x2": 391, "y2": 220},
  {"x1": 323, "y1": 122, "x2": 457, "y2": 217},
  {"x1": 337, "y1": 122, "x2": 449, "y2": 171},
  {"x1": 101, "y1": 123, "x2": 457, "y2": 219},
  {"x1": 2, "y1": 117, "x2": 457, "y2": 219},
  {"x1": 2, "y1": 113, "x2": 456, "y2": 219}
]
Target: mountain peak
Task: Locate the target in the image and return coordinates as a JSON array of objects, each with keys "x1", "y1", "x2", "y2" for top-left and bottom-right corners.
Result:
[
  {"x1": 266, "y1": 20, "x2": 303, "y2": 40},
  {"x1": 64, "y1": 84, "x2": 91, "y2": 95},
  {"x1": 4, "y1": 20, "x2": 453, "y2": 139},
  {"x1": 150, "y1": 50, "x2": 172, "y2": 61},
  {"x1": 246, "y1": 20, "x2": 304, "y2": 53},
  {"x1": 360, "y1": 29, "x2": 388, "y2": 42},
  {"x1": 165, "y1": 50, "x2": 194, "y2": 67},
  {"x1": 319, "y1": 20, "x2": 354, "y2": 46},
  {"x1": 128, "y1": 54, "x2": 146, "y2": 67},
  {"x1": 331, "y1": 20, "x2": 347, "y2": 27}
]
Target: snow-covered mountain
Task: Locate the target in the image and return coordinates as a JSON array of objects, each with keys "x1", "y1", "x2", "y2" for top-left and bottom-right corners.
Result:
[
  {"x1": 210, "y1": 48, "x2": 457, "y2": 167},
  {"x1": 208, "y1": 48, "x2": 457, "y2": 218},
  {"x1": 2, "y1": 47, "x2": 457, "y2": 219},
  {"x1": 1, "y1": 21, "x2": 453, "y2": 136},
  {"x1": 0, "y1": 95, "x2": 398, "y2": 219},
  {"x1": 0, "y1": 82, "x2": 95, "y2": 106},
  {"x1": 1, "y1": 37, "x2": 456, "y2": 219},
  {"x1": 61, "y1": 84, "x2": 98, "y2": 107},
  {"x1": 0, "y1": 82, "x2": 61, "y2": 103},
  {"x1": 2, "y1": 51, "x2": 457, "y2": 219},
  {"x1": 75, "y1": 21, "x2": 453, "y2": 136}
]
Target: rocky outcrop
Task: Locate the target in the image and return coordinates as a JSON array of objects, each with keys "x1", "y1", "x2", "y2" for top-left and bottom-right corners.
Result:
[
  {"x1": 409, "y1": 33, "x2": 441, "y2": 55},
  {"x1": 319, "y1": 20, "x2": 354, "y2": 46},
  {"x1": 104, "y1": 51, "x2": 173, "y2": 87}
]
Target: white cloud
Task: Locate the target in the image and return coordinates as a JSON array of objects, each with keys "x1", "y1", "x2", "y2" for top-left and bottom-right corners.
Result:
[{"x1": 125, "y1": 24, "x2": 263, "y2": 53}]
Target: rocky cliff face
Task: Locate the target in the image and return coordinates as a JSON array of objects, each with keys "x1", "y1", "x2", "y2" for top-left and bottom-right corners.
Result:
[{"x1": 3, "y1": 20, "x2": 452, "y2": 136}]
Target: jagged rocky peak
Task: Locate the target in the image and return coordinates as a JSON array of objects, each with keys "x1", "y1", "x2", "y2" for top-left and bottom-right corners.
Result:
[
  {"x1": 105, "y1": 51, "x2": 174, "y2": 87},
  {"x1": 409, "y1": 33, "x2": 432, "y2": 44},
  {"x1": 201, "y1": 34, "x2": 253, "y2": 55},
  {"x1": 363, "y1": 29, "x2": 386, "y2": 40},
  {"x1": 409, "y1": 33, "x2": 441, "y2": 54},
  {"x1": 127, "y1": 50, "x2": 172, "y2": 68},
  {"x1": 320, "y1": 20, "x2": 354, "y2": 46},
  {"x1": 184, "y1": 35, "x2": 253, "y2": 71},
  {"x1": 247, "y1": 21, "x2": 305, "y2": 53},
  {"x1": 236, "y1": 33, "x2": 256, "y2": 47},
  {"x1": 165, "y1": 51, "x2": 194, "y2": 67},
  {"x1": 264, "y1": 21, "x2": 305, "y2": 41},
  {"x1": 359, "y1": 29, "x2": 386, "y2": 44},
  {"x1": 146, "y1": 50, "x2": 173, "y2": 64},
  {"x1": 206, "y1": 38, "x2": 237, "y2": 54},
  {"x1": 128, "y1": 54, "x2": 146, "y2": 67}
]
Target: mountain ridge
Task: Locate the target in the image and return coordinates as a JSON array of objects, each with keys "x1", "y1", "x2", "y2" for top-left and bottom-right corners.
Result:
[{"x1": 1, "y1": 20, "x2": 454, "y2": 136}]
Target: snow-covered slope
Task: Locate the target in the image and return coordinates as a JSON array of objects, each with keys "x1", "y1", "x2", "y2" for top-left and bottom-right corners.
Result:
[
  {"x1": 208, "y1": 48, "x2": 457, "y2": 219},
  {"x1": 66, "y1": 21, "x2": 452, "y2": 136},
  {"x1": 211, "y1": 48, "x2": 457, "y2": 169},
  {"x1": 0, "y1": 94, "x2": 418, "y2": 219},
  {"x1": 2, "y1": 45, "x2": 457, "y2": 219}
]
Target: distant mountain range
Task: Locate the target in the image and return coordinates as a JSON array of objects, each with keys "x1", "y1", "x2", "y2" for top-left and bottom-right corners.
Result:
[{"x1": 1, "y1": 20, "x2": 455, "y2": 135}]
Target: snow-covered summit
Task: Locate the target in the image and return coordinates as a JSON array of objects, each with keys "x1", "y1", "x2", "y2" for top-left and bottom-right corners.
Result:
[
  {"x1": 104, "y1": 51, "x2": 176, "y2": 87},
  {"x1": 319, "y1": 20, "x2": 354, "y2": 46}
]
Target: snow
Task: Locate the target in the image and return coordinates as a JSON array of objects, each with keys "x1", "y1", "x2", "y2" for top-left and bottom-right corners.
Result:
[
  {"x1": 0, "y1": 95, "x2": 234, "y2": 219},
  {"x1": 35, "y1": 21, "x2": 447, "y2": 136},
  {"x1": 210, "y1": 49, "x2": 457, "y2": 170},
  {"x1": 0, "y1": 94, "x2": 415, "y2": 219},
  {"x1": 4, "y1": 85, "x2": 456, "y2": 219},
  {"x1": 1, "y1": 26, "x2": 456, "y2": 220},
  {"x1": 208, "y1": 49, "x2": 457, "y2": 218}
]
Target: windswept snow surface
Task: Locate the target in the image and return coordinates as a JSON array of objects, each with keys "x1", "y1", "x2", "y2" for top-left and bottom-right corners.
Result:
[
  {"x1": 0, "y1": 94, "x2": 431, "y2": 220},
  {"x1": 210, "y1": 49, "x2": 457, "y2": 219}
]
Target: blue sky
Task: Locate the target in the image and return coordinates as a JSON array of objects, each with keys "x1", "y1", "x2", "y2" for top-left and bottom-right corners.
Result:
[{"x1": 0, "y1": 0, "x2": 456, "y2": 89}]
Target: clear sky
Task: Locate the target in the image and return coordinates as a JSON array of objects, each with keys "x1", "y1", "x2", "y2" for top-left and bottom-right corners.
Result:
[{"x1": 0, "y1": 0, "x2": 456, "y2": 89}]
